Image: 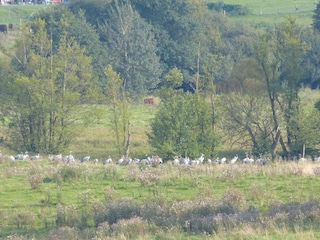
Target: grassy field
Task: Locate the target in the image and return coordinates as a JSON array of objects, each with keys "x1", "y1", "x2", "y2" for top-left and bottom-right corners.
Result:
[
  {"x1": 1, "y1": 157, "x2": 320, "y2": 238},
  {"x1": 210, "y1": 0, "x2": 316, "y2": 26},
  {"x1": 0, "y1": 4, "x2": 48, "y2": 25},
  {"x1": 68, "y1": 103, "x2": 156, "y2": 161},
  {"x1": 221, "y1": 0, "x2": 316, "y2": 13}
]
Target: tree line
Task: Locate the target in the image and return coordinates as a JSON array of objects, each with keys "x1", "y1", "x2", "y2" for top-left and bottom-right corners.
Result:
[{"x1": 0, "y1": 0, "x2": 320, "y2": 160}]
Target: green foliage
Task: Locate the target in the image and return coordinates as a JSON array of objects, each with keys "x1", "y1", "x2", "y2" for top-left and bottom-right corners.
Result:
[
  {"x1": 148, "y1": 69, "x2": 218, "y2": 160},
  {"x1": 132, "y1": 0, "x2": 202, "y2": 77},
  {"x1": 99, "y1": 0, "x2": 162, "y2": 97},
  {"x1": 315, "y1": 99, "x2": 320, "y2": 110},
  {"x1": 300, "y1": 29, "x2": 320, "y2": 89},
  {"x1": 313, "y1": 3, "x2": 320, "y2": 32},
  {"x1": 67, "y1": 0, "x2": 111, "y2": 27},
  {"x1": 104, "y1": 65, "x2": 131, "y2": 157},
  {"x1": 289, "y1": 106, "x2": 320, "y2": 155},
  {"x1": 104, "y1": 199, "x2": 141, "y2": 225},
  {"x1": 0, "y1": 19, "x2": 102, "y2": 153},
  {"x1": 207, "y1": 2, "x2": 251, "y2": 16},
  {"x1": 253, "y1": 18, "x2": 310, "y2": 157},
  {"x1": 162, "y1": 67, "x2": 183, "y2": 89},
  {"x1": 37, "y1": 5, "x2": 108, "y2": 87},
  {"x1": 277, "y1": 17, "x2": 309, "y2": 153},
  {"x1": 221, "y1": 78, "x2": 274, "y2": 156}
]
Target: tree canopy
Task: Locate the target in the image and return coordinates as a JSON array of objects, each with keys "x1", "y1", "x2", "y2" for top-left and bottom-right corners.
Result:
[
  {"x1": 0, "y1": 19, "x2": 102, "y2": 153},
  {"x1": 0, "y1": 1, "x2": 320, "y2": 157}
]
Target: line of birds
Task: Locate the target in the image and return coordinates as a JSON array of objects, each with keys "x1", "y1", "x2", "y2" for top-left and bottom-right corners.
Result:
[
  {"x1": 172, "y1": 154, "x2": 271, "y2": 166},
  {"x1": 3, "y1": 150, "x2": 320, "y2": 165},
  {"x1": 1, "y1": 150, "x2": 163, "y2": 166}
]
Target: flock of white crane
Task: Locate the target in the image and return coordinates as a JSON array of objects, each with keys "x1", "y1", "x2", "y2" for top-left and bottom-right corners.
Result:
[
  {"x1": 172, "y1": 154, "x2": 271, "y2": 166},
  {"x1": 0, "y1": 150, "x2": 275, "y2": 166},
  {"x1": 3, "y1": 150, "x2": 320, "y2": 166}
]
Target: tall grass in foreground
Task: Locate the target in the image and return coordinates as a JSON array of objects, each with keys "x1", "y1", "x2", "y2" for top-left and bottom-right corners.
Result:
[{"x1": 1, "y1": 157, "x2": 320, "y2": 239}]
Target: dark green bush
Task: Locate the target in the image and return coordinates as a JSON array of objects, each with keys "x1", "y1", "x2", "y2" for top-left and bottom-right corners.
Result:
[
  {"x1": 94, "y1": 199, "x2": 141, "y2": 226},
  {"x1": 58, "y1": 166, "x2": 79, "y2": 181},
  {"x1": 207, "y1": 2, "x2": 251, "y2": 16}
]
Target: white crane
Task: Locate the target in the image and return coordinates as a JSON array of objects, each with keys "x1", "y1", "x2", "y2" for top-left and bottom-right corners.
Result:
[
  {"x1": 229, "y1": 155, "x2": 238, "y2": 165},
  {"x1": 103, "y1": 156, "x2": 113, "y2": 164},
  {"x1": 82, "y1": 156, "x2": 90, "y2": 162},
  {"x1": 220, "y1": 157, "x2": 227, "y2": 164},
  {"x1": 172, "y1": 156, "x2": 180, "y2": 165},
  {"x1": 197, "y1": 153, "x2": 205, "y2": 164},
  {"x1": 116, "y1": 155, "x2": 125, "y2": 165},
  {"x1": 65, "y1": 151, "x2": 75, "y2": 163},
  {"x1": 49, "y1": 153, "x2": 62, "y2": 161},
  {"x1": 30, "y1": 153, "x2": 40, "y2": 160}
]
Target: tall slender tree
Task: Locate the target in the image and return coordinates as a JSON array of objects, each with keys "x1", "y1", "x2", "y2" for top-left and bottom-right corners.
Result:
[
  {"x1": 312, "y1": 3, "x2": 320, "y2": 32},
  {"x1": 104, "y1": 65, "x2": 131, "y2": 158},
  {"x1": 99, "y1": 0, "x2": 162, "y2": 97},
  {"x1": 255, "y1": 18, "x2": 309, "y2": 157},
  {"x1": 276, "y1": 17, "x2": 309, "y2": 155}
]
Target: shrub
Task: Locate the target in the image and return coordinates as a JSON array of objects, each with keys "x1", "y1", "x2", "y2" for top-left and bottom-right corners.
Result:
[
  {"x1": 264, "y1": 200, "x2": 320, "y2": 231},
  {"x1": 248, "y1": 182, "x2": 263, "y2": 201},
  {"x1": 105, "y1": 199, "x2": 141, "y2": 225},
  {"x1": 140, "y1": 201, "x2": 175, "y2": 227},
  {"x1": 14, "y1": 210, "x2": 35, "y2": 229},
  {"x1": 42, "y1": 176, "x2": 54, "y2": 183},
  {"x1": 104, "y1": 165, "x2": 120, "y2": 181},
  {"x1": 111, "y1": 217, "x2": 148, "y2": 238},
  {"x1": 5, "y1": 234, "x2": 26, "y2": 240},
  {"x1": 58, "y1": 165, "x2": 79, "y2": 181},
  {"x1": 178, "y1": 202, "x2": 260, "y2": 234},
  {"x1": 222, "y1": 188, "x2": 245, "y2": 209},
  {"x1": 95, "y1": 221, "x2": 111, "y2": 238},
  {"x1": 104, "y1": 186, "x2": 117, "y2": 202},
  {"x1": 28, "y1": 173, "x2": 42, "y2": 189},
  {"x1": 55, "y1": 204, "x2": 81, "y2": 228},
  {"x1": 48, "y1": 227, "x2": 79, "y2": 240}
]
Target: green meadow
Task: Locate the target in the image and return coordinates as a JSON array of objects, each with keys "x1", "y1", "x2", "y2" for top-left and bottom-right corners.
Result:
[
  {"x1": 0, "y1": 4, "x2": 48, "y2": 25},
  {"x1": 210, "y1": 0, "x2": 316, "y2": 26},
  {"x1": 1, "y1": 157, "x2": 320, "y2": 239},
  {"x1": 1, "y1": 88, "x2": 320, "y2": 238},
  {"x1": 221, "y1": 0, "x2": 316, "y2": 12}
]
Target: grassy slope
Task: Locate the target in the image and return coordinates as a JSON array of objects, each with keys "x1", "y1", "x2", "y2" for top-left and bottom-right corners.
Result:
[
  {"x1": 221, "y1": 0, "x2": 316, "y2": 11},
  {"x1": 211, "y1": 0, "x2": 315, "y2": 26},
  {"x1": 0, "y1": 5, "x2": 48, "y2": 25}
]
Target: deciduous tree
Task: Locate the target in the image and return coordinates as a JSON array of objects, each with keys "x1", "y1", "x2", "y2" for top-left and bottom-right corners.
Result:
[
  {"x1": 99, "y1": 0, "x2": 162, "y2": 97},
  {"x1": 148, "y1": 68, "x2": 218, "y2": 160},
  {"x1": 0, "y1": 19, "x2": 101, "y2": 153},
  {"x1": 104, "y1": 65, "x2": 131, "y2": 158}
]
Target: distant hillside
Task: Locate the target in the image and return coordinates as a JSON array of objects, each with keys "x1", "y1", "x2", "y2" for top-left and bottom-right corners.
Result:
[
  {"x1": 208, "y1": 0, "x2": 316, "y2": 26},
  {"x1": 219, "y1": 0, "x2": 316, "y2": 15},
  {"x1": 0, "y1": 4, "x2": 48, "y2": 25}
]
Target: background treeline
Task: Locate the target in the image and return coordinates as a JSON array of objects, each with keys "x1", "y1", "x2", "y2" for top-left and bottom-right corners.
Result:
[{"x1": 0, "y1": 0, "x2": 320, "y2": 160}]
